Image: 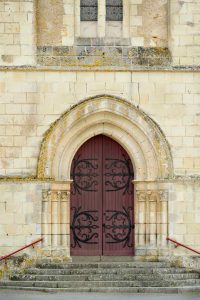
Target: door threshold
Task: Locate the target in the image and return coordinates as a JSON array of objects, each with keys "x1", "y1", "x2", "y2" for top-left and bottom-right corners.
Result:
[{"x1": 71, "y1": 256, "x2": 139, "y2": 262}]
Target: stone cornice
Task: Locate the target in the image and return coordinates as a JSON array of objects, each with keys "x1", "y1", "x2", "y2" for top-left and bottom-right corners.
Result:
[
  {"x1": 0, "y1": 65, "x2": 200, "y2": 72},
  {"x1": 133, "y1": 176, "x2": 200, "y2": 183}
]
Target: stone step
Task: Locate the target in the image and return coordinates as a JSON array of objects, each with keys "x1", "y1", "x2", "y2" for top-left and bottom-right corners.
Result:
[
  {"x1": 1, "y1": 279, "x2": 200, "y2": 288},
  {"x1": 4, "y1": 259, "x2": 200, "y2": 294},
  {"x1": 0, "y1": 285, "x2": 200, "y2": 294},
  {"x1": 10, "y1": 273, "x2": 200, "y2": 282},
  {"x1": 25, "y1": 267, "x2": 189, "y2": 275},
  {"x1": 0, "y1": 286, "x2": 182, "y2": 293},
  {"x1": 35, "y1": 262, "x2": 171, "y2": 269}
]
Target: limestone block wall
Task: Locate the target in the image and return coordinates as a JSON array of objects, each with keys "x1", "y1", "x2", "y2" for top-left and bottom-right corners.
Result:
[
  {"x1": 0, "y1": 71, "x2": 199, "y2": 177},
  {"x1": 0, "y1": 1, "x2": 199, "y2": 259},
  {"x1": 0, "y1": 181, "x2": 73, "y2": 257},
  {"x1": 169, "y1": 0, "x2": 200, "y2": 65},
  {"x1": 132, "y1": 0, "x2": 168, "y2": 47},
  {"x1": 0, "y1": 69, "x2": 199, "y2": 256},
  {"x1": 0, "y1": 180, "x2": 199, "y2": 256},
  {"x1": 0, "y1": 182, "x2": 46, "y2": 256},
  {"x1": 37, "y1": 0, "x2": 74, "y2": 46},
  {"x1": 169, "y1": 180, "x2": 200, "y2": 255},
  {"x1": 36, "y1": 0, "x2": 168, "y2": 47},
  {"x1": 135, "y1": 179, "x2": 200, "y2": 255},
  {"x1": 0, "y1": 0, "x2": 36, "y2": 66},
  {"x1": 1, "y1": 1, "x2": 200, "y2": 66}
]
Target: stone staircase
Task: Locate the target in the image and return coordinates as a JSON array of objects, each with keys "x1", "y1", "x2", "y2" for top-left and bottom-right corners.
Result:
[{"x1": 0, "y1": 257, "x2": 200, "y2": 294}]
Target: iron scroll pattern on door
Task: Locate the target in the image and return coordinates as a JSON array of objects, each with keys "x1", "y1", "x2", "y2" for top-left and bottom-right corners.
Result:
[
  {"x1": 71, "y1": 155, "x2": 99, "y2": 195},
  {"x1": 70, "y1": 207, "x2": 99, "y2": 248},
  {"x1": 105, "y1": 154, "x2": 134, "y2": 195},
  {"x1": 103, "y1": 207, "x2": 134, "y2": 248}
]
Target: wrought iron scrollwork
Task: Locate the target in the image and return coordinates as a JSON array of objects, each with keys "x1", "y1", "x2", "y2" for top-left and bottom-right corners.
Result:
[
  {"x1": 70, "y1": 207, "x2": 99, "y2": 248},
  {"x1": 104, "y1": 206, "x2": 134, "y2": 248},
  {"x1": 105, "y1": 154, "x2": 134, "y2": 194},
  {"x1": 71, "y1": 155, "x2": 99, "y2": 195}
]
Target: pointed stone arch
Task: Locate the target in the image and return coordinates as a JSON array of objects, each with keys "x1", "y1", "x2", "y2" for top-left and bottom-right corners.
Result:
[
  {"x1": 39, "y1": 95, "x2": 173, "y2": 256},
  {"x1": 37, "y1": 95, "x2": 173, "y2": 181}
]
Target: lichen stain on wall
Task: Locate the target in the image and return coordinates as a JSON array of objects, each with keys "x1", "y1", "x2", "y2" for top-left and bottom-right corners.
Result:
[{"x1": 37, "y1": 0, "x2": 64, "y2": 46}]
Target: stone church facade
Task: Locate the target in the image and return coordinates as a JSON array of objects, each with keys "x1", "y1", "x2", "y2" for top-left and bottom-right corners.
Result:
[{"x1": 0, "y1": 0, "x2": 200, "y2": 262}]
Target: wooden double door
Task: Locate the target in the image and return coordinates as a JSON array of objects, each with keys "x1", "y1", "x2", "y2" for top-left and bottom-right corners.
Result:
[{"x1": 70, "y1": 135, "x2": 134, "y2": 256}]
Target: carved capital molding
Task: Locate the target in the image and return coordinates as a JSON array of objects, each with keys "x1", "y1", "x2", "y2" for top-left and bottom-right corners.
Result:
[
  {"x1": 136, "y1": 190, "x2": 168, "y2": 202},
  {"x1": 42, "y1": 190, "x2": 70, "y2": 204}
]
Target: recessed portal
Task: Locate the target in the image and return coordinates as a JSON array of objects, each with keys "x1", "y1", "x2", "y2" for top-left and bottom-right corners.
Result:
[{"x1": 70, "y1": 135, "x2": 134, "y2": 256}]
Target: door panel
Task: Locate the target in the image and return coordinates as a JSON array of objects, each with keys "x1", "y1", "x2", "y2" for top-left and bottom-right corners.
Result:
[
  {"x1": 102, "y1": 136, "x2": 134, "y2": 256},
  {"x1": 70, "y1": 135, "x2": 102, "y2": 256},
  {"x1": 70, "y1": 135, "x2": 134, "y2": 256}
]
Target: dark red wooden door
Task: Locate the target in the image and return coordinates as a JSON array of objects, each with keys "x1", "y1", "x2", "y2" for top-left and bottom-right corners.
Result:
[
  {"x1": 70, "y1": 135, "x2": 102, "y2": 256},
  {"x1": 70, "y1": 135, "x2": 134, "y2": 256},
  {"x1": 102, "y1": 136, "x2": 134, "y2": 255}
]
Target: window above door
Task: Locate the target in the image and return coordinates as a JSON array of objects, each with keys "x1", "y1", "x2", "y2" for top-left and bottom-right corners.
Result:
[
  {"x1": 80, "y1": 0, "x2": 123, "y2": 22},
  {"x1": 37, "y1": 0, "x2": 170, "y2": 68},
  {"x1": 79, "y1": 0, "x2": 125, "y2": 39}
]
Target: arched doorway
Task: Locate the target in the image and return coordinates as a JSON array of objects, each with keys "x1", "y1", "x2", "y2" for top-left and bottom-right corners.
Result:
[
  {"x1": 39, "y1": 95, "x2": 173, "y2": 257},
  {"x1": 70, "y1": 135, "x2": 134, "y2": 256}
]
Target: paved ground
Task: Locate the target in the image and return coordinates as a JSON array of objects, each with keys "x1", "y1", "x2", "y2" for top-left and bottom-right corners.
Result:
[{"x1": 0, "y1": 290, "x2": 199, "y2": 300}]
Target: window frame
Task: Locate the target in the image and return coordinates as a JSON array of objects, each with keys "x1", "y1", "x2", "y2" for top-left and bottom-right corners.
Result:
[{"x1": 75, "y1": 0, "x2": 130, "y2": 38}]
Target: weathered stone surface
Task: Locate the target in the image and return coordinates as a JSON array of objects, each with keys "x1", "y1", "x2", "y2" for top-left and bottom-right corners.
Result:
[
  {"x1": 37, "y1": 46, "x2": 171, "y2": 67},
  {"x1": 0, "y1": 0, "x2": 200, "y2": 264},
  {"x1": 0, "y1": 260, "x2": 199, "y2": 293}
]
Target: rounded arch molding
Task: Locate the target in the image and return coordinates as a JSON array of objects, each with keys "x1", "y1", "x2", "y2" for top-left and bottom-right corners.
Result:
[{"x1": 37, "y1": 95, "x2": 173, "y2": 181}]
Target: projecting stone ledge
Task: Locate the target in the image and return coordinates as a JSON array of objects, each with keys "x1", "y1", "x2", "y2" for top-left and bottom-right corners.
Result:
[{"x1": 1, "y1": 65, "x2": 200, "y2": 72}]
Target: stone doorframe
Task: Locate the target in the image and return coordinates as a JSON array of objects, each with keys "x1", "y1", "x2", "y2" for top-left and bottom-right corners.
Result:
[{"x1": 38, "y1": 95, "x2": 173, "y2": 257}]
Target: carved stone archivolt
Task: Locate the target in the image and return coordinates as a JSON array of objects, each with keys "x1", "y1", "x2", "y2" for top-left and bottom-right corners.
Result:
[{"x1": 37, "y1": 95, "x2": 173, "y2": 182}]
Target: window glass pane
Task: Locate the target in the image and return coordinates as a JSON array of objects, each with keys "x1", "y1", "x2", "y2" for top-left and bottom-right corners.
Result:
[
  {"x1": 81, "y1": 0, "x2": 98, "y2": 21},
  {"x1": 106, "y1": 0, "x2": 123, "y2": 21},
  {"x1": 106, "y1": 0, "x2": 122, "y2": 5},
  {"x1": 106, "y1": 7, "x2": 123, "y2": 21}
]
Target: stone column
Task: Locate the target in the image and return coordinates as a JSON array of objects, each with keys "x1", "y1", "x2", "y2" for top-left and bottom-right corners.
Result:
[
  {"x1": 51, "y1": 191, "x2": 60, "y2": 247},
  {"x1": 136, "y1": 192, "x2": 146, "y2": 247},
  {"x1": 160, "y1": 192, "x2": 168, "y2": 247},
  {"x1": 60, "y1": 191, "x2": 70, "y2": 248},
  {"x1": 47, "y1": 191, "x2": 52, "y2": 247},
  {"x1": 41, "y1": 191, "x2": 49, "y2": 247},
  {"x1": 41, "y1": 181, "x2": 72, "y2": 259},
  {"x1": 149, "y1": 193, "x2": 157, "y2": 246},
  {"x1": 134, "y1": 180, "x2": 170, "y2": 256}
]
